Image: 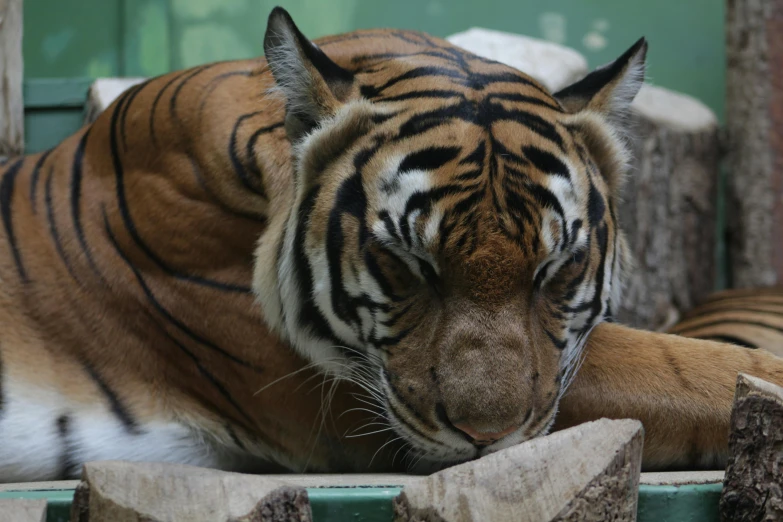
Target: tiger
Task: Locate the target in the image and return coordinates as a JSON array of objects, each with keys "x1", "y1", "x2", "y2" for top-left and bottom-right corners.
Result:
[
  {"x1": 0, "y1": 6, "x2": 781, "y2": 483},
  {"x1": 667, "y1": 287, "x2": 783, "y2": 355}
]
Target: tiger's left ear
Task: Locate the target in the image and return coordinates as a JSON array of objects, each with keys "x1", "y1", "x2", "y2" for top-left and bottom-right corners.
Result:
[
  {"x1": 554, "y1": 37, "x2": 647, "y2": 128},
  {"x1": 263, "y1": 7, "x2": 357, "y2": 142},
  {"x1": 554, "y1": 38, "x2": 647, "y2": 193}
]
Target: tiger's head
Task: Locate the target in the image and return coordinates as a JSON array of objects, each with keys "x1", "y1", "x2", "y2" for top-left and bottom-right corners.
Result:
[{"x1": 254, "y1": 7, "x2": 644, "y2": 466}]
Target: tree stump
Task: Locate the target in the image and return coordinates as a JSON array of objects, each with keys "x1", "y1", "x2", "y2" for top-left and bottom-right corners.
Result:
[
  {"x1": 393, "y1": 418, "x2": 644, "y2": 522},
  {"x1": 719, "y1": 374, "x2": 783, "y2": 522},
  {"x1": 725, "y1": 0, "x2": 783, "y2": 288},
  {"x1": 0, "y1": 0, "x2": 23, "y2": 157},
  {"x1": 446, "y1": 28, "x2": 588, "y2": 93},
  {"x1": 0, "y1": 499, "x2": 46, "y2": 522},
  {"x1": 70, "y1": 460, "x2": 313, "y2": 522},
  {"x1": 616, "y1": 85, "x2": 721, "y2": 329}
]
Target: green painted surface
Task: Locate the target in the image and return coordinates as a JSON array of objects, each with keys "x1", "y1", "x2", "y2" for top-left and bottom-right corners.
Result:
[
  {"x1": 23, "y1": 0, "x2": 726, "y2": 120},
  {"x1": 0, "y1": 482, "x2": 726, "y2": 522},
  {"x1": 638, "y1": 483, "x2": 723, "y2": 522},
  {"x1": 21, "y1": 79, "x2": 91, "y2": 154}
]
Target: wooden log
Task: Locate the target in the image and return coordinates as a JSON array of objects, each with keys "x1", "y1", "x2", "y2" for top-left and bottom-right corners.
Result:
[
  {"x1": 0, "y1": 0, "x2": 24, "y2": 157},
  {"x1": 83, "y1": 77, "x2": 147, "y2": 125},
  {"x1": 70, "y1": 460, "x2": 312, "y2": 522},
  {"x1": 393, "y1": 418, "x2": 644, "y2": 522},
  {"x1": 725, "y1": 0, "x2": 783, "y2": 288},
  {"x1": 446, "y1": 28, "x2": 588, "y2": 92},
  {"x1": 0, "y1": 499, "x2": 46, "y2": 522},
  {"x1": 719, "y1": 373, "x2": 783, "y2": 522},
  {"x1": 616, "y1": 84, "x2": 720, "y2": 329}
]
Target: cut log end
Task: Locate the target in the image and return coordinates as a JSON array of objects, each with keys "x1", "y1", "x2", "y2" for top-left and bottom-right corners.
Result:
[
  {"x1": 394, "y1": 418, "x2": 643, "y2": 522},
  {"x1": 70, "y1": 460, "x2": 313, "y2": 522},
  {"x1": 719, "y1": 373, "x2": 783, "y2": 522}
]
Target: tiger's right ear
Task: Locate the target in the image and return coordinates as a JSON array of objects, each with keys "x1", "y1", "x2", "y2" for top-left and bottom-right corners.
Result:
[{"x1": 263, "y1": 7, "x2": 357, "y2": 142}]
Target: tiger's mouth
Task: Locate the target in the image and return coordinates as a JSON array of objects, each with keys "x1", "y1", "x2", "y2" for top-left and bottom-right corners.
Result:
[{"x1": 373, "y1": 370, "x2": 560, "y2": 468}]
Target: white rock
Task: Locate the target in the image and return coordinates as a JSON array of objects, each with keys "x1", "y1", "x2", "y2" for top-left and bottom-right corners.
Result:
[
  {"x1": 84, "y1": 77, "x2": 147, "y2": 124},
  {"x1": 446, "y1": 27, "x2": 588, "y2": 93}
]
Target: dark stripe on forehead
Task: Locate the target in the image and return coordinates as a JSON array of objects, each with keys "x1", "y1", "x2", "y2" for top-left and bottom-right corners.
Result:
[{"x1": 398, "y1": 146, "x2": 462, "y2": 174}]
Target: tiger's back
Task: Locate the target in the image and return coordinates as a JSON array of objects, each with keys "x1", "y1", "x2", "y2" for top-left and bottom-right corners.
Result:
[{"x1": 668, "y1": 287, "x2": 783, "y2": 355}]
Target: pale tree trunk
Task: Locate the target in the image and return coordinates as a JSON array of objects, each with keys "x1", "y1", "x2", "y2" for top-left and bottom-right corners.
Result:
[
  {"x1": 616, "y1": 85, "x2": 720, "y2": 330},
  {"x1": 0, "y1": 0, "x2": 23, "y2": 158},
  {"x1": 725, "y1": 0, "x2": 783, "y2": 288}
]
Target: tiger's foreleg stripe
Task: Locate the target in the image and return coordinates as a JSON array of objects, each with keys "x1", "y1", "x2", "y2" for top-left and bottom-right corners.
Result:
[
  {"x1": 0, "y1": 158, "x2": 28, "y2": 282},
  {"x1": 80, "y1": 358, "x2": 141, "y2": 434},
  {"x1": 155, "y1": 324, "x2": 258, "y2": 429},
  {"x1": 28, "y1": 148, "x2": 53, "y2": 215},
  {"x1": 70, "y1": 129, "x2": 103, "y2": 279},
  {"x1": 45, "y1": 166, "x2": 81, "y2": 282},
  {"x1": 102, "y1": 209, "x2": 265, "y2": 372}
]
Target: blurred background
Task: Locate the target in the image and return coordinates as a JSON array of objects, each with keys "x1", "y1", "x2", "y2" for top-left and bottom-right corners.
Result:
[{"x1": 22, "y1": 0, "x2": 724, "y2": 152}]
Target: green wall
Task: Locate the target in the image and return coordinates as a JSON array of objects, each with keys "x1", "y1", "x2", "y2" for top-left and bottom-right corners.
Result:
[{"x1": 23, "y1": 0, "x2": 726, "y2": 120}]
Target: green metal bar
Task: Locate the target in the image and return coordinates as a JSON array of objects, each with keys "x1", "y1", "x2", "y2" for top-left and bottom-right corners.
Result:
[
  {"x1": 22, "y1": 78, "x2": 92, "y2": 109},
  {"x1": 0, "y1": 482, "x2": 725, "y2": 522}
]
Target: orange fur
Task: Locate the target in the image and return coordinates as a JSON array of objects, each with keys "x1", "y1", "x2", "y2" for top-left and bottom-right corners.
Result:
[{"x1": 0, "y1": 9, "x2": 779, "y2": 481}]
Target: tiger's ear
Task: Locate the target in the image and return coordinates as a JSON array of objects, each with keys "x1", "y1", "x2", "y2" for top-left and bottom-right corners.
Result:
[
  {"x1": 554, "y1": 37, "x2": 647, "y2": 127},
  {"x1": 263, "y1": 7, "x2": 356, "y2": 142}
]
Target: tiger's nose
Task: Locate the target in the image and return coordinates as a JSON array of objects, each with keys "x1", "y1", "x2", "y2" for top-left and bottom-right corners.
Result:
[{"x1": 453, "y1": 422, "x2": 519, "y2": 446}]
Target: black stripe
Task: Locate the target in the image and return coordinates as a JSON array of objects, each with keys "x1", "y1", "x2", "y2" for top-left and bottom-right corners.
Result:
[
  {"x1": 56, "y1": 415, "x2": 80, "y2": 479},
  {"x1": 169, "y1": 63, "x2": 219, "y2": 122},
  {"x1": 522, "y1": 146, "x2": 570, "y2": 180},
  {"x1": 81, "y1": 358, "x2": 141, "y2": 434},
  {"x1": 697, "y1": 335, "x2": 758, "y2": 349},
  {"x1": 29, "y1": 149, "x2": 53, "y2": 214},
  {"x1": 149, "y1": 68, "x2": 205, "y2": 146},
  {"x1": 71, "y1": 130, "x2": 103, "y2": 277},
  {"x1": 156, "y1": 323, "x2": 258, "y2": 428},
  {"x1": 293, "y1": 187, "x2": 345, "y2": 347},
  {"x1": 226, "y1": 424, "x2": 248, "y2": 451},
  {"x1": 229, "y1": 111, "x2": 267, "y2": 196},
  {"x1": 108, "y1": 82, "x2": 252, "y2": 294},
  {"x1": 45, "y1": 166, "x2": 80, "y2": 282},
  {"x1": 681, "y1": 305, "x2": 783, "y2": 321},
  {"x1": 103, "y1": 208, "x2": 264, "y2": 372},
  {"x1": 197, "y1": 70, "x2": 253, "y2": 115},
  {"x1": 0, "y1": 158, "x2": 27, "y2": 282},
  {"x1": 119, "y1": 80, "x2": 152, "y2": 150},
  {"x1": 398, "y1": 146, "x2": 462, "y2": 174},
  {"x1": 675, "y1": 319, "x2": 783, "y2": 335}
]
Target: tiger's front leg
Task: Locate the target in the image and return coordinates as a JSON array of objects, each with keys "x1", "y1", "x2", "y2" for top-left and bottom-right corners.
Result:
[{"x1": 553, "y1": 321, "x2": 783, "y2": 470}]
